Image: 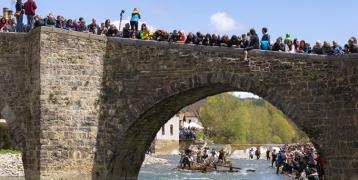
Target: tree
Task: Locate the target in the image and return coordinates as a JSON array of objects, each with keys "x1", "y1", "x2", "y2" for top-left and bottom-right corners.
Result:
[{"x1": 198, "y1": 93, "x2": 309, "y2": 144}]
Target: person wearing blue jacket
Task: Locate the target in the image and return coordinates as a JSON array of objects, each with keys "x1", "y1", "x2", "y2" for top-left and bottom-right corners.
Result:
[{"x1": 130, "y1": 8, "x2": 141, "y2": 31}]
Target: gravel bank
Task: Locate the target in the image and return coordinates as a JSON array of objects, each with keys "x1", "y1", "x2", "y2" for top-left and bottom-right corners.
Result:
[
  {"x1": 0, "y1": 154, "x2": 24, "y2": 177},
  {"x1": 142, "y1": 154, "x2": 169, "y2": 166}
]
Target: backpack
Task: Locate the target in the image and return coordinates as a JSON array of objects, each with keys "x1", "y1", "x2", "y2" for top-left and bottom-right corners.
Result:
[
  {"x1": 261, "y1": 40, "x2": 270, "y2": 50},
  {"x1": 15, "y1": 2, "x2": 23, "y2": 16}
]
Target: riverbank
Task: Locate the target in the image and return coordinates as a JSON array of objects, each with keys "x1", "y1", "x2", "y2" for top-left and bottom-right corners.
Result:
[
  {"x1": 0, "y1": 153, "x2": 167, "y2": 178},
  {"x1": 0, "y1": 154, "x2": 24, "y2": 177},
  {"x1": 142, "y1": 154, "x2": 169, "y2": 166}
]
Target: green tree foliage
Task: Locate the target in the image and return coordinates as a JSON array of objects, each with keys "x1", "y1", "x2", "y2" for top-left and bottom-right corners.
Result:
[{"x1": 199, "y1": 93, "x2": 309, "y2": 144}]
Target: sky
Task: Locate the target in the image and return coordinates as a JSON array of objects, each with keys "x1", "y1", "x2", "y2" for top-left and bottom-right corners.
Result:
[{"x1": 1, "y1": 0, "x2": 357, "y2": 44}]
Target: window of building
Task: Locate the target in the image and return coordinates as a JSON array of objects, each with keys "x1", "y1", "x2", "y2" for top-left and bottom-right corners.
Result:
[
  {"x1": 161, "y1": 125, "x2": 165, "y2": 135},
  {"x1": 170, "y1": 124, "x2": 174, "y2": 136}
]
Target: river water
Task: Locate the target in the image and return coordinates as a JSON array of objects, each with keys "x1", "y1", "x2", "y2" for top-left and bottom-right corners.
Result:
[{"x1": 139, "y1": 155, "x2": 290, "y2": 180}]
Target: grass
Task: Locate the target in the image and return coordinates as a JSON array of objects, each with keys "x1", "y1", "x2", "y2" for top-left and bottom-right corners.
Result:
[{"x1": 0, "y1": 149, "x2": 21, "y2": 154}]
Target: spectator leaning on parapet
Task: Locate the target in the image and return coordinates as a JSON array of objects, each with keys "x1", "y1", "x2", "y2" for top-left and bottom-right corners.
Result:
[
  {"x1": 311, "y1": 40, "x2": 323, "y2": 55},
  {"x1": 88, "y1": 18, "x2": 99, "y2": 35},
  {"x1": 229, "y1": 35, "x2": 240, "y2": 48},
  {"x1": 285, "y1": 39, "x2": 295, "y2": 53},
  {"x1": 0, "y1": 17, "x2": 8, "y2": 32},
  {"x1": 122, "y1": 23, "x2": 131, "y2": 38},
  {"x1": 322, "y1": 41, "x2": 334, "y2": 55},
  {"x1": 345, "y1": 38, "x2": 358, "y2": 53},
  {"x1": 140, "y1": 23, "x2": 150, "y2": 40},
  {"x1": 106, "y1": 24, "x2": 119, "y2": 37},
  {"x1": 272, "y1": 37, "x2": 285, "y2": 52},
  {"x1": 332, "y1": 41, "x2": 345, "y2": 56},
  {"x1": 130, "y1": 8, "x2": 141, "y2": 31},
  {"x1": 298, "y1": 40, "x2": 309, "y2": 53},
  {"x1": 7, "y1": 18, "x2": 16, "y2": 32},
  {"x1": 24, "y1": 0, "x2": 37, "y2": 30}
]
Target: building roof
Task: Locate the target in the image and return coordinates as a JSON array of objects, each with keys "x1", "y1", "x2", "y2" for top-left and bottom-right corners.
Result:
[{"x1": 184, "y1": 111, "x2": 199, "y2": 118}]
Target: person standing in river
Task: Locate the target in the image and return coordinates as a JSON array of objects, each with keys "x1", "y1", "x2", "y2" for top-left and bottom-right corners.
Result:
[
  {"x1": 249, "y1": 148, "x2": 254, "y2": 159},
  {"x1": 255, "y1": 148, "x2": 261, "y2": 160},
  {"x1": 271, "y1": 149, "x2": 277, "y2": 167},
  {"x1": 266, "y1": 149, "x2": 270, "y2": 160}
]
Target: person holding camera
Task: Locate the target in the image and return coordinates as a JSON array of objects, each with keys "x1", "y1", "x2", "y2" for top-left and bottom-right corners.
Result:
[{"x1": 130, "y1": 8, "x2": 141, "y2": 31}]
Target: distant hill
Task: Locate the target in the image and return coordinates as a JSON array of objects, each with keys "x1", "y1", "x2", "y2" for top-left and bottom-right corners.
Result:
[{"x1": 198, "y1": 93, "x2": 309, "y2": 144}]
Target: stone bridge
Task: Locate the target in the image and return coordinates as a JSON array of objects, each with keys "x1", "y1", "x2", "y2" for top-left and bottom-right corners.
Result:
[{"x1": 0, "y1": 27, "x2": 357, "y2": 180}]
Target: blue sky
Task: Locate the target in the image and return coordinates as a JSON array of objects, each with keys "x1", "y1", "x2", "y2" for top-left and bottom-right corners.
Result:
[{"x1": 1, "y1": 0, "x2": 357, "y2": 44}]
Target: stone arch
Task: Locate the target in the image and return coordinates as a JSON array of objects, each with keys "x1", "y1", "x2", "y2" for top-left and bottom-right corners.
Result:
[
  {"x1": 101, "y1": 73, "x2": 325, "y2": 179},
  {"x1": 0, "y1": 100, "x2": 25, "y2": 149}
]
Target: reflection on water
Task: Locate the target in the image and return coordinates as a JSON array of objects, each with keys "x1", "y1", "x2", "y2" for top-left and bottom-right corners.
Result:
[{"x1": 139, "y1": 155, "x2": 290, "y2": 180}]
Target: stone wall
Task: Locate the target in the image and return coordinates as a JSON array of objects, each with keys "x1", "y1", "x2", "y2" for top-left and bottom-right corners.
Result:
[
  {"x1": 154, "y1": 140, "x2": 179, "y2": 155},
  {"x1": 38, "y1": 28, "x2": 107, "y2": 179},
  {"x1": 0, "y1": 30, "x2": 42, "y2": 179},
  {"x1": 0, "y1": 27, "x2": 357, "y2": 180}
]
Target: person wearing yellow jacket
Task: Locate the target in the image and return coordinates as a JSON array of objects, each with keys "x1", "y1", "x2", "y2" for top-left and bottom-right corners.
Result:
[
  {"x1": 130, "y1": 8, "x2": 141, "y2": 31},
  {"x1": 140, "y1": 23, "x2": 151, "y2": 40}
]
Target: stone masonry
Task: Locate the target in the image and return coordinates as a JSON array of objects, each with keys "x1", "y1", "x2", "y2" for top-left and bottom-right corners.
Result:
[{"x1": 0, "y1": 27, "x2": 357, "y2": 180}]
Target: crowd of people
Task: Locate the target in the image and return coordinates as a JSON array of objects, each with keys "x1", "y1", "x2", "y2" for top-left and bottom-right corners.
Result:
[
  {"x1": 180, "y1": 147, "x2": 229, "y2": 170},
  {"x1": 1, "y1": 0, "x2": 357, "y2": 59},
  {"x1": 179, "y1": 128, "x2": 197, "y2": 140},
  {"x1": 265, "y1": 143, "x2": 324, "y2": 180}
]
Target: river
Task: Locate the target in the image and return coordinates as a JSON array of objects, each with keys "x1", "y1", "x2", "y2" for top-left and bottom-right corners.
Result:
[
  {"x1": 0, "y1": 155, "x2": 290, "y2": 180},
  {"x1": 139, "y1": 155, "x2": 290, "y2": 180}
]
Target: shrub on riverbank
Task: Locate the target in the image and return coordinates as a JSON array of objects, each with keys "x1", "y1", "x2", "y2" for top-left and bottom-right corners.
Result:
[{"x1": 0, "y1": 149, "x2": 21, "y2": 154}]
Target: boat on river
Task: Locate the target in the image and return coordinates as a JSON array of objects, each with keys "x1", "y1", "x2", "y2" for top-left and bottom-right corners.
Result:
[{"x1": 176, "y1": 161, "x2": 253, "y2": 173}]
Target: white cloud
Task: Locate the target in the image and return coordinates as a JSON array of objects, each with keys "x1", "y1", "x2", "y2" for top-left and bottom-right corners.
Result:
[
  {"x1": 231, "y1": 92, "x2": 261, "y2": 99},
  {"x1": 210, "y1": 12, "x2": 239, "y2": 33}
]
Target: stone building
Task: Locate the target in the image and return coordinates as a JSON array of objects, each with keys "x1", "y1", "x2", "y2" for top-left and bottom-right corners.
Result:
[
  {"x1": 153, "y1": 114, "x2": 180, "y2": 155},
  {"x1": 2, "y1": 7, "x2": 13, "y2": 20}
]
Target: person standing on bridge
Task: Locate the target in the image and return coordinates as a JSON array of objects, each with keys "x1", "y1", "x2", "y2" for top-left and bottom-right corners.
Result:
[
  {"x1": 15, "y1": 0, "x2": 24, "y2": 32},
  {"x1": 24, "y1": 0, "x2": 37, "y2": 31},
  {"x1": 260, "y1": 27, "x2": 271, "y2": 50},
  {"x1": 130, "y1": 8, "x2": 141, "y2": 31},
  {"x1": 244, "y1": 28, "x2": 259, "y2": 61}
]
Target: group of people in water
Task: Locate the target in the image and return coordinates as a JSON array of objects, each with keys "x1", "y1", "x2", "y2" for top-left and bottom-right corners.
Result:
[
  {"x1": 179, "y1": 143, "x2": 323, "y2": 180},
  {"x1": 179, "y1": 147, "x2": 231, "y2": 172},
  {"x1": 262, "y1": 143, "x2": 323, "y2": 180}
]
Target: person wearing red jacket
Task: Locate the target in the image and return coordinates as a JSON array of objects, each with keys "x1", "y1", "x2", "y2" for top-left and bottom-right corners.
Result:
[{"x1": 24, "y1": 0, "x2": 37, "y2": 30}]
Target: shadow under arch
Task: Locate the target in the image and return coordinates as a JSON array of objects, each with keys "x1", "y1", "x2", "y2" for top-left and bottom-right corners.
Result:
[{"x1": 100, "y1": 75, "x2": 322, "y2": 179}]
